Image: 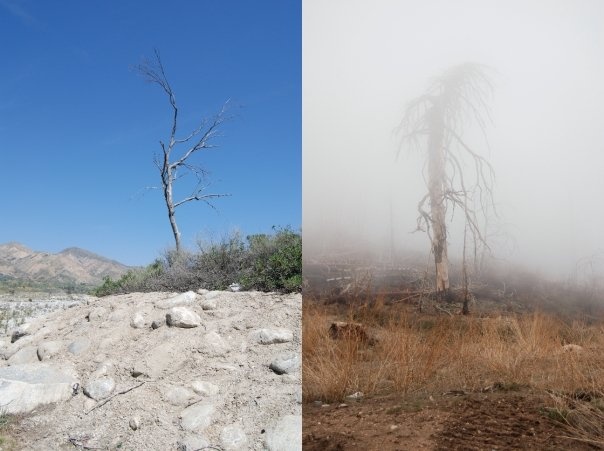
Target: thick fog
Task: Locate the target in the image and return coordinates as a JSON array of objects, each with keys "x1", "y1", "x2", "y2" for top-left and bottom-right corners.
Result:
[{"x1": 303, "y1": 0, "x2": 604, "y2": 278}]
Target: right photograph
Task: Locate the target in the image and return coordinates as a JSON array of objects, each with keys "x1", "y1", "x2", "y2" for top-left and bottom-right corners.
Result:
[{"x1": 302, "y1": 1, "x2": 604, "y2": 450}]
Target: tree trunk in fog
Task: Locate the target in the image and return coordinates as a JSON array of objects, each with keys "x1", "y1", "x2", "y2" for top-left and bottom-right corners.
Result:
[
  {"x1": 427, "y1": 102, "x2": 449, "y2": 297},
  {"x1": 397, "y1": 63, "x2": 496, "y2": 310},
  {"x1": 461, "y1": 225, "x2": 470, "y2": 315}
]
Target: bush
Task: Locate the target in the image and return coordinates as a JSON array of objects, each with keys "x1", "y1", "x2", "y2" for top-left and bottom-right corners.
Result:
[
  {"x1": 92, "y1": 259, "x2": 164, "y2": 296},
  {"x1": 92, "y1": 227, "x2": 302, "y2": 296},
  {"x1": 194, "y1": 231, "x2": 248, "y2": 290},
  {"x1": 241, "y1": 228, "x2": 302, "y2": 292}
]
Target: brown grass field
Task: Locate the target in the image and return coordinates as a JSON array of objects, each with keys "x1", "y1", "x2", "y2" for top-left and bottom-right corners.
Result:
[{"x1": 303, "y1": 295, "x2": 604, "y2": 450}]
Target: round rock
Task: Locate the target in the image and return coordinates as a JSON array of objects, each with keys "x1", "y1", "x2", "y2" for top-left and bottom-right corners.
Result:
[
  {"x1": 177, "y1": 435, "x2": 210, "y2": 451},
  {"x1": 254, "y1": 328, "x2": 293, "y2": 345},
  {"x1": 220, "y1": 425, "x2": 248, "y2": 450},
  {"x1": 269, "y1": 352, "x2": 301, "y2": 375},
  {"x1": 11, "y1": 323, "x2": 33, "y2": 343},
  {"x1": 198, "y1": 331, "x2": 230, "y2": 356},
  {"x1": 68, "y1": 338, "x2": 91, "y2": 355},
  {"x1": 130, "y1": 312, "x2": 146, "y2": 329},
  {"x1": 8, "y1": 346, "x2": 39, "y2": 365},
  {"x1": 179, "y1": 403, "x2": 215, "y2": 431},
  {"x1": 190, "y1": 380, "x2": 219, "y2": 397},
  {"x1": 161, "y1": 385, "x2": 197, "y2": 406},
  {"x1": 87, "y1": 307, "x2": 108, "y2": 322},
  {"x1": 265, "y1": 415, "x2": 302, "y2": 451},
  {"x1": 155, "y1": 291, "x2": 197, "y2": 309},
  {"x1": 129, "y1": 416, "x2": 141, "y2": 431},
  {"x1": 151, "y1": 319, "x2": 165, "y2": 329},
  {"x1": 0, "y1": 363, "x2": 79, "y2": 414},
  {"x1": 200, "y1": 297, "x2": 218, "y2": 310},
  {"x1": 37, "y1": 341, "x2": 64, "y2": 361},
  {"x1": 83, "y1": 376, "x2": 115, "y2": 400},
  {"x1": 166, "y1": 307, "x2": 201, "y2": 328}
]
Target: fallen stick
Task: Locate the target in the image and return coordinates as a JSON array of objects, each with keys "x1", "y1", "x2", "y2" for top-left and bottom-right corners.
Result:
[
  {"x1": 68, "y1": 435, "x2": 104, "y2": 449},
  {"x1": 85, "y1": 380, "x2": 148, "y2": 414},
  {"x1": 390, "y1": 293, "x2": 424, "y2": 303},
  {"x1": 434, "y1": 304, "x2": 453, "y2": 316},
  {"x1": 184, "y1": 397, "x2": 205, "y2": 409}
]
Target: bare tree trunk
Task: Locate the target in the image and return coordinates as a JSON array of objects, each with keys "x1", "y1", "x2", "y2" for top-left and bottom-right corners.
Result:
[
  {"x1": 168, "y1": 213, "x2": 181, "y2": 252},
  {"x1": 162, "y1": 159, "x2": 182, "y2": 253},
  {"x1": 166, "y1": 199, "x2": 181, "y2": 253},
  {"x1": 427, "y1": 103, "x2": 449, "y2": 298},
  {"x1": 398, "y1": 64, "x2": 495, "y2": 308},
  {"x1": 462, "y1": 224, "x2": 470, "y2": 315},
  {"x1": 136, "y1": 50, "x2": 230, "y2": 256}
]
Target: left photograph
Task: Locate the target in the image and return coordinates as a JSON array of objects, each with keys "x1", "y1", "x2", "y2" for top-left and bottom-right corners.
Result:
[{"x1": 0, "y1": 1, "x2": 301, "y2": 450}]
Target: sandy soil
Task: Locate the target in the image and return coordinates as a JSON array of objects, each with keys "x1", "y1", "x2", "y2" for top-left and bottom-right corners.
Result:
[{"x1": 0, "y1": 290, "x2": 301, "y2": 450}]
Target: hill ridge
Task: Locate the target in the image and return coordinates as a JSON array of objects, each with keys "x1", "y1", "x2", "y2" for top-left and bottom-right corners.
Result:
[{"x1": 0, "y1": 242, "x2": 130, "y2": 289}]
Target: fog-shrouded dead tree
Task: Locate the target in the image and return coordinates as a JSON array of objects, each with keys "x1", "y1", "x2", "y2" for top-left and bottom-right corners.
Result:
[
  {"x1": 569, "y1": 251, "x2": 604, "y2": 306},
  {"x1": 135, "y1": 49, "x2": 230, "y2": 253},
  {"x1": 397, "y1": 63, "x2": 496, "y2": 312}
]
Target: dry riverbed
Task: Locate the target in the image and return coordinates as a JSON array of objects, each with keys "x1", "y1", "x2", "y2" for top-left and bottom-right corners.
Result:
[{"x1": 0, "y1": 290, "x2": 301, "y2": 450}]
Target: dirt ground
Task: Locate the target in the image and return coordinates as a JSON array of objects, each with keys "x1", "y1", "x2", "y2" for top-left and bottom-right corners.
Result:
[
  {"x1": 303, "y1": 389, "x2": 595, "y2": 450},
  {"x1": 1, "y1": 290, "x2": 301, "y2": 450},
  {"x1": 303, "y1": 264, "x2": 604, "y2": 451}
]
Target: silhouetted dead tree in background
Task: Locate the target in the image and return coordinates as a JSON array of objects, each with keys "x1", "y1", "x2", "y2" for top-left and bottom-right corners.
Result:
[
  {"x1": 398, "y1": 63, "x2": 496, "y2": 311},
  {"x1": 569, "y1": 251, "x2": 604, "y2": 306},
  {"x1": 135, "y1": 49, "x2": 230, "y2": 253}
]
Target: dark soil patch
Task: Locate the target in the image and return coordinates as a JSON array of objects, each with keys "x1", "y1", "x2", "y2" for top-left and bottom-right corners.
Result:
[{"x1": 303, "y1": 390, "x2": 596, "y2": 450}]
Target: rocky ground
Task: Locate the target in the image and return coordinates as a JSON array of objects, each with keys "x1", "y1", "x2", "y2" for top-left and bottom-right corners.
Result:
[
  {"x1": 0, "y1": 293, "x2": 91, "y2": 333},
  {"x1": 0, "y1": 290, "x2": 301, "y2": 450}
]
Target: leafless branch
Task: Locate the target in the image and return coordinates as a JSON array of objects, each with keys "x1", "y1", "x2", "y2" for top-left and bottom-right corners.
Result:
[
  {"x1": 173, "y1": 193, "x2": 230, "y2": 209},
  {"x1": 130, "y1": 185, "x2": 161, "y2": 201},
  {"x1": 170, "y1": 101, "x2": 231, "y2": 170},
  {"x1": 415, "y1": 193, "x2": 432, "y2": 237}
]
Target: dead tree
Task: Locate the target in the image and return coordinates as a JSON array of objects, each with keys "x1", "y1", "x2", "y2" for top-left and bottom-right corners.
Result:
[
  {"x1": 397, "y1": 63, "x2": 496, "y2": 306},
  {"x1": 570, "y1": 251, "x2": 604, "y2": 306},
  {"x1": 135, "y1": 50, "x2": 230, "y2": 253}
]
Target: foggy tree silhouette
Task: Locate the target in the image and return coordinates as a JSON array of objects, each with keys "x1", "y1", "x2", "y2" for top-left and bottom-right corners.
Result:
[{"x1": 397, "y1": 62, "x2": 496, "y2": 312}]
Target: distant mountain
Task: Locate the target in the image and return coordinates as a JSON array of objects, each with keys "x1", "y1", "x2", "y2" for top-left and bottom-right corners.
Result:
[{"x1": 0, "y1": 242, "x2": 130, "y2": 289}]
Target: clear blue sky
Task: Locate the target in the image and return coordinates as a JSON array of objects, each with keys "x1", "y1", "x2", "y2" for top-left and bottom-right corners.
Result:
[{"x1": 0, "y1": 0, "x2": 301, "y2": 266}]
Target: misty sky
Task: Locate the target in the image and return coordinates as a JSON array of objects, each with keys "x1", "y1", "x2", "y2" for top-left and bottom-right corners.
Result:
[{"x1": 303, "y1": 0, "x2": 604, "y2": 277}]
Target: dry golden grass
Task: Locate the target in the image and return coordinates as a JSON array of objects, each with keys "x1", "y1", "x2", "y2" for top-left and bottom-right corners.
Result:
[
  {"x1": 303, "y1": 301, "x2": 604, "y2": 403},
  {"x1": 545, "y1": 392, "x2": 604, "y2": 447}
]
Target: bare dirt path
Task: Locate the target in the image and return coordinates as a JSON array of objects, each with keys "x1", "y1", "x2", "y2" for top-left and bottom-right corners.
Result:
[{"x1": 303, "y1": 390, "x2": 594, "y2": 450}]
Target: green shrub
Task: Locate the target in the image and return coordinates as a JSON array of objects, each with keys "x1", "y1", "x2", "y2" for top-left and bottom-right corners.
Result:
[
  {"x1": 92, "y1": 259, "x2": 163, "y2": 296},
  {"x1": 92, "y1": 227, "x2": 302, "y2": 296},
  {"x1": 241, "y1": 227, "x2": 302, "y2": 292}
]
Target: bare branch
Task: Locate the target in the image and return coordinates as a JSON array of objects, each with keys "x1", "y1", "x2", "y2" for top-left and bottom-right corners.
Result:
[
  {"x1": 173, "y1": 118, "x2": 208, "y2": 144},
  {"x1": 130, "y1": 186, "x2": 161, "y2": 201},
  {"x1": 447, "y1": 127, "x2": 497, "y2": 218},
  {"x1": 173, "y1": 193, "x2": 231, "y2": 209},
  {"x1": 170, "y1": 100, "x2": 230, "y2": 170},
  {"x1": 415, "y1": 193, "x2": 432, "y2": 241},
  {"x1": 135, "y1": 49, "x2": 178, "y2": 149}
]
